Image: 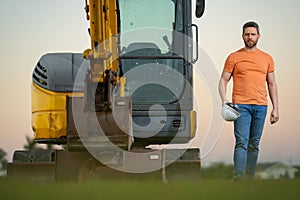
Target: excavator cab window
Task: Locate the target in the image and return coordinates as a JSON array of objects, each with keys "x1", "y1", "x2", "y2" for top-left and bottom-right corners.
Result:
[
  {"x1": 119, "y1": 0, "x2": 176, "y2": 53},
  {"x1": 118, "y1": 0, "x2": 189, "y2": 104}
]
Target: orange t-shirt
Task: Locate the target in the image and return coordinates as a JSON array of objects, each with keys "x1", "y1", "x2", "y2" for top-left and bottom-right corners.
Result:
[{"x1": 224, "y1": 48, "x2": 274, "y2": 106}]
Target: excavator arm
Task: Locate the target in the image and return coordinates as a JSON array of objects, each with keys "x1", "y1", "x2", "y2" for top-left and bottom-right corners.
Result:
[{"x1": 83, "y1": 0, "x2": 123, "y2": 112}]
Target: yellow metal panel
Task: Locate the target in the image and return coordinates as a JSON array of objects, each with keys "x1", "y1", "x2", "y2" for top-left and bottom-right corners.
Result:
[
  {"x1": 119, "y1": 77, "x2": 126, "y2": 97},
  {"x1": 32, "y1": 111, "x2": 66, "y2": 139},
  {"x1": 190, "y1": 111, "x2": 197, "y2": 138},
  {"x1": 108, "y1": 0, "x2": 119, "y2": 73},
  {"x1": 31, "y1": 83, "x2": 66, "y2": 113},
  {"x1": 31, "y1": 83, "x2": 83, "y2": 140}
]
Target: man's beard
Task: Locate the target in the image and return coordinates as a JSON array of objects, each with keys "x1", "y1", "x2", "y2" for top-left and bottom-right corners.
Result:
[{"x1": 244, "y1": 40, "x2": 258, "y2": 48}]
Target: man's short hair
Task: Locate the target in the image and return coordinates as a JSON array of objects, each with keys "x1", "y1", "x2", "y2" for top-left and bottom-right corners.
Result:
[{"x1": 243, "y1": 21, "x2": 260, "y2": 34}]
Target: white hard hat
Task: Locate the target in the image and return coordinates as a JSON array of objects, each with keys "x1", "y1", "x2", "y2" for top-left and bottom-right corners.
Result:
[{"x1": 221, "y1": 102, "x2": 241, "y2": 121}]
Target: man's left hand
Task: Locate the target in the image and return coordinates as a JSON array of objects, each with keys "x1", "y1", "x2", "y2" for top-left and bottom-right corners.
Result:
[{"x1": 270, "y1": 109, "x2": 279, "y2": 124}]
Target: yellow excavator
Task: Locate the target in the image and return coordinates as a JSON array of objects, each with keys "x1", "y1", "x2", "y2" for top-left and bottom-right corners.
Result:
[{"x1": 8, "y1": 0, "x2": 205, "y2": 181}]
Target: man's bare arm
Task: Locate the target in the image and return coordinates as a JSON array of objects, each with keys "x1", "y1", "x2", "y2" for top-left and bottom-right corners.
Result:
[
  {"x1": 218, "y1": 71, "x2": 232, "y2": 103},
  {"x1": 267, "y1": 72, "x2": 279, "y2": 124}
]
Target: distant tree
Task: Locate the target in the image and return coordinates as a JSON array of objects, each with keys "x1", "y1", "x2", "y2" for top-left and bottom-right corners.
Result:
[{"x1": 0, "y1": 148, "x2": 7, "y2": 170}]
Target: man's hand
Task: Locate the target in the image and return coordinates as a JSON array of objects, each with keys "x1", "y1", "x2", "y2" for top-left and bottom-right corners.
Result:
[{"x1": 270, "y1": 109, "x2": 279, "y2": 124}]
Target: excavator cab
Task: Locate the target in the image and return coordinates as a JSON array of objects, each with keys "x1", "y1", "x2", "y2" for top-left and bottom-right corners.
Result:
[{"x1": 118, "y1": 0, "x2": 201, "y2": 146}]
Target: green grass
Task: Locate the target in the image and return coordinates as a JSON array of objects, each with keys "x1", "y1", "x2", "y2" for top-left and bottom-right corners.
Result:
[{"x1": 1, "y1": 179, "x2": 300, "y2": 200}]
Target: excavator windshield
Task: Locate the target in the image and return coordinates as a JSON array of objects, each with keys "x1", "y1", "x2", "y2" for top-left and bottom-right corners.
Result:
[
  {"x1": 119, "y1": 0, "x2": 189, "y2": 104},
  {"x1": 119, "y1": 0, "x2": 178, "y2": 52}
]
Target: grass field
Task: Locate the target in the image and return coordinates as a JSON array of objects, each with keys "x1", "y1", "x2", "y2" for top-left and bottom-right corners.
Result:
[{"x1": 1, "y1": 179, "x2": 300, "y2": 200}]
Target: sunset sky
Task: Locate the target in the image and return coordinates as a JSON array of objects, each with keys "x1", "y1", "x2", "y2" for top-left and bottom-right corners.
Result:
[{"x1": 0, "y1": 0, "x2": 299, "y2": 167}]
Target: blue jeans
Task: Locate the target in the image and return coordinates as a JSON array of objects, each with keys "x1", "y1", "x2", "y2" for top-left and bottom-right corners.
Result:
[{"x1": 233, "y1": 104, "x2": 267, "y2": 178}]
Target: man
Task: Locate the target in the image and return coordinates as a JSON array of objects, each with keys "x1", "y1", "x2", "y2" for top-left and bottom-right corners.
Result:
[{"x1": 218, "y1": 21, "x2": 279, "y2": 179}]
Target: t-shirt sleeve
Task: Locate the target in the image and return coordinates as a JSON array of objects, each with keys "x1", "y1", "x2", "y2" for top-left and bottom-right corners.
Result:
[
  {"x1": 223, "y1": 53, "x2": 235, "y2": 73},
  {"x1": 268, "y1": 55, "x2": 275, "y2": 73}
]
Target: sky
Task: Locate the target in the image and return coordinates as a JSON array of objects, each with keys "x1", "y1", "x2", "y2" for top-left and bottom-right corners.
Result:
[{"x1": 0, "y1": 0, "x2": 300, "y2": 167}]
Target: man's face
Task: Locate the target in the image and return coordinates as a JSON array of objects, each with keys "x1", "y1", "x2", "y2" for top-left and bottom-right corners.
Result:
[{"x1": 242, "y1": 27, "x2": 260, "y2": 48}]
